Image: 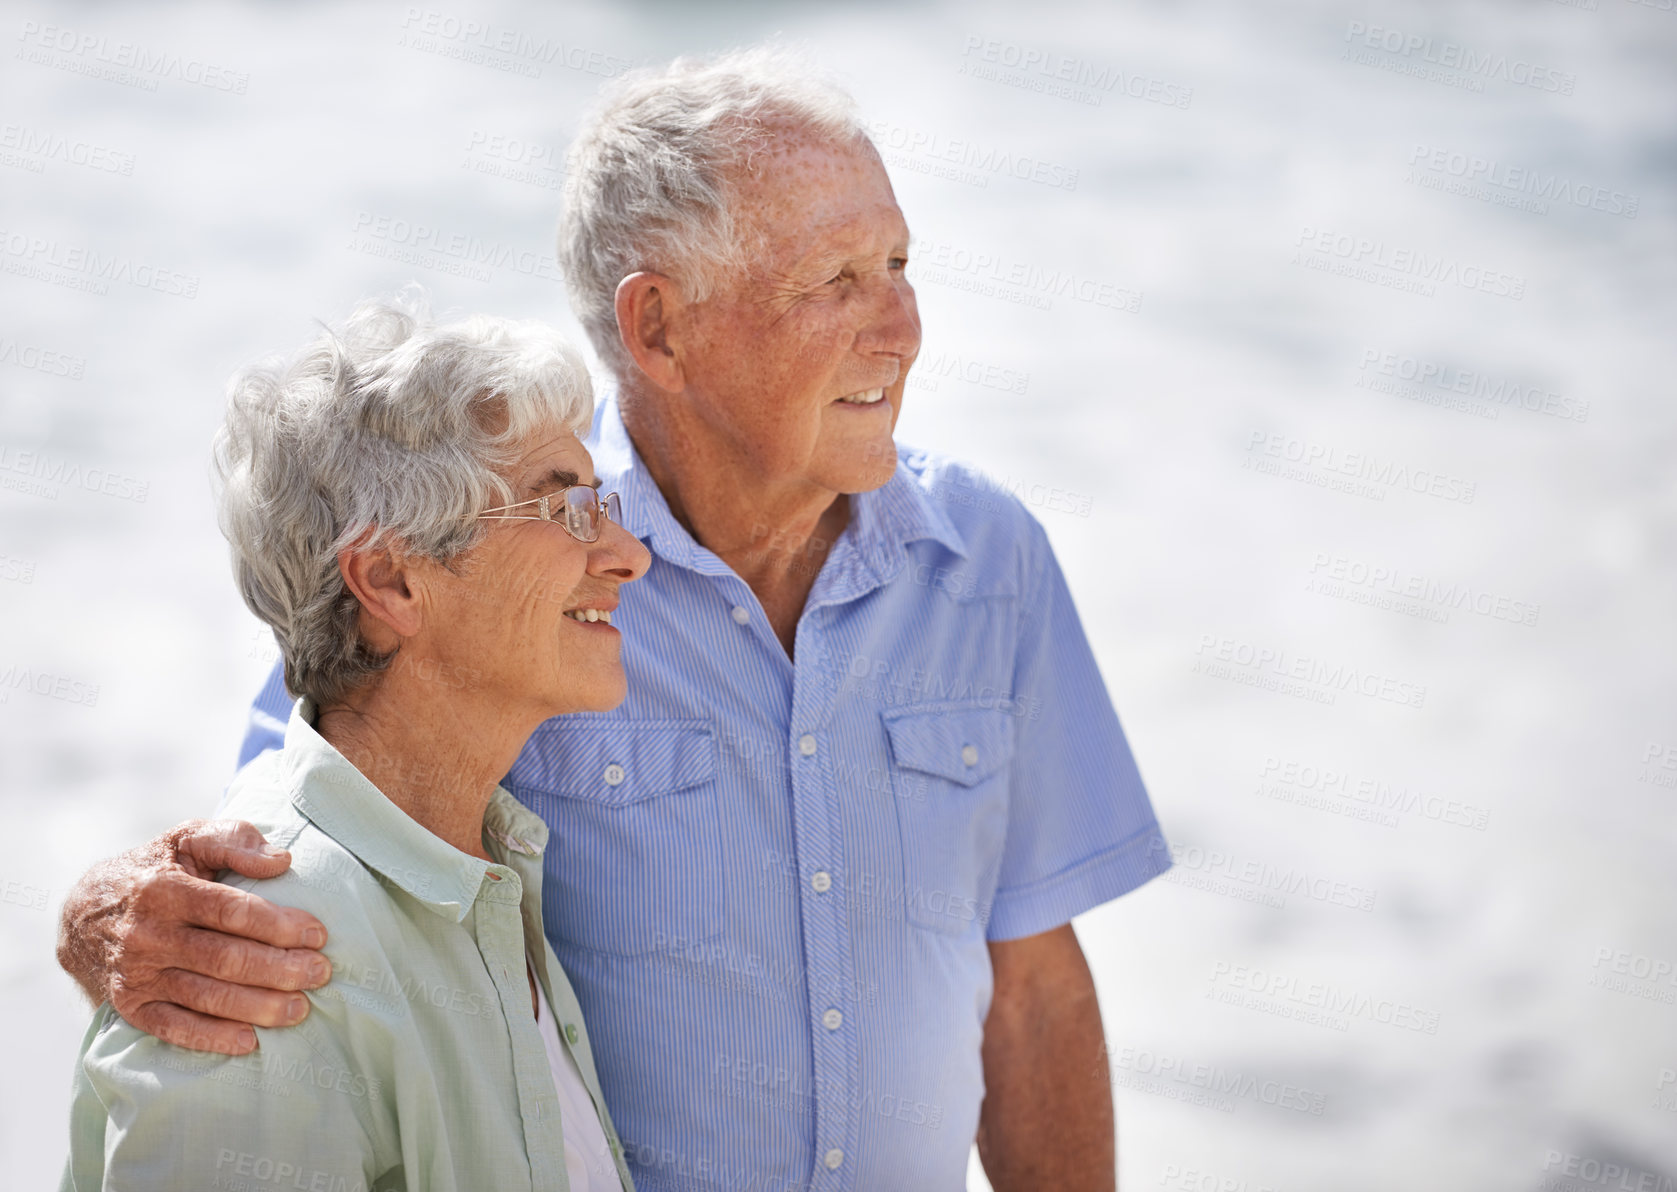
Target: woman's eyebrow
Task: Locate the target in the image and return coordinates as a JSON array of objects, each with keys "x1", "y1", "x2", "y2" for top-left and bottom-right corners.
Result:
[{"x1": 521, "y1": 467, "x2": 584, "y2": 496}]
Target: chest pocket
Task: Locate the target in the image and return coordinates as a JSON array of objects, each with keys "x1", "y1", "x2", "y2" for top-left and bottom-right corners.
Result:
[
  {"x1": 507, "y1": 718, "x2": 720, "y2": 957},
  {"x1": 882, "y1": 703, "x2": 1014, "y2": 937}
]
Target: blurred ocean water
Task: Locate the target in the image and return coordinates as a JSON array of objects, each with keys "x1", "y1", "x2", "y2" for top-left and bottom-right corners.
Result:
[{"x1": 2, "y1": 2, "x2": 1674, "y2": 1189}]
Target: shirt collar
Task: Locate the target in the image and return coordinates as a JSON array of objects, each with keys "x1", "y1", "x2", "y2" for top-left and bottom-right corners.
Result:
[
  {"x1": 588, "y1": 392, "x2": 968, "y2": 583},
  {"x1": 278, "y1": 699, "x2": 547, "y2": 923}
]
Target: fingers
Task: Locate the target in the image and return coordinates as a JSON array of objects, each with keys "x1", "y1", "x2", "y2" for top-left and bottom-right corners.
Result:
[
  {"x1": 175, "y1": 819, "x2": 293, "y2": 882},
  {"x1": 173, "y1": 923, "x2": 331, "y2": 992},
  {"x1": 121, "y1": 999, "x2": 261, "y2": 1056},
  {"x1": 157, "y1": 968, "x2": 313, "y2": 1030},
  {"x1": 167, "y1": 869, "x2": 327, "y2": 952}
]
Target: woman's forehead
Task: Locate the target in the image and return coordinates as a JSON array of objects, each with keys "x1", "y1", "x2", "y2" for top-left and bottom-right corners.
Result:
[{"x1": 513, "y1": 430, "x2": 594, "y2": 491}]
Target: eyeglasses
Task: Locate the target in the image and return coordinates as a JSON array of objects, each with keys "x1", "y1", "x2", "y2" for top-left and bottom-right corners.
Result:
[{"x1": 473, "y1": 486, "x2": 623, "y2": 544}]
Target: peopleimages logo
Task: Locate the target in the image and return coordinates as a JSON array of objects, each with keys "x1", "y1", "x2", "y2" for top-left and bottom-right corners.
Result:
[
  {"x1": 1541, "y1": 1150, "x2": 1676, "y2": 1192},
  {"x1": 867, "y1": 119, "x2": 1080, "y2": 191},
  {"x1": 1408, "y1": 145, "x2": 1638, "y2": 219},
  {"x1": 1294, "y1": 226, "x2": 1526, "y2": 301},
  {"x1": 1258, "y1": 755, "x2": 1492, "y2": 832},
  {"x1": 0, "y1": 228, "x2": 200, "y2": 299},
  {"x1": 957, "y1": 36, "x2": 1193, "y2": 109},
  {"x1": 0, "y1": 442, "x2": 149, "y2": 503},
  {"x1": 1150, "y1": 836, "x2": 1378, "y2": 912},
  {"x1": 0, "y1": 663, "x2": 100, "y2": 708},
  {"x1": 1195, "y1": 631, "x2": 1428, "y2": 712},
  {"x1": 1355, "y1": 348, "x2": 1588, "y2": 424},
  {"x1": 0, "y1": 337, "x2": 85, "y2": 380},
  {"x1": 1246, "y1": 429, "x2": 1477, "y2": 505},
  {"x1": 1102, "y1": 1044, "x2": 1327, "y2": 1116},
  {"x1": 912, "y1": 235, "x2": 1142, "y2": 313},
  {"x1": 1341, "y1": 21, "x2": 1576, "y2": 95},
  {"x1": 1207, "y1": 961, "x2": 1442, "y2": 1034},
  {"x1": 1307, "y1": 550, "x2": 1540, "y2": 628},
  {"x1": 348, "y1": 212, "x2": 563, "y2": 284},
  {"x1": 15, "y1": 20, "x2": 251, "y2": 94},
  {"x1": 0, "y1": 124, "x2": 135, "y2": 175}
]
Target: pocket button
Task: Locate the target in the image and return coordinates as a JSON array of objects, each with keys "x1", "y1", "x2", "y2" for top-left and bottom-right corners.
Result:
[
  {"x1": 961, "y1": 744, "x2": 979, "y2": 767},
  {"x1": 603, "y1": 763, "x2": 625, "y2": 786}
]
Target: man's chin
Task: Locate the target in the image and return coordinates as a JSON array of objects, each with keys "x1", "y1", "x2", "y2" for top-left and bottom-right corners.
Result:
[{"x1": 820, "y1": 449, "x2": 898, "y2": 494}]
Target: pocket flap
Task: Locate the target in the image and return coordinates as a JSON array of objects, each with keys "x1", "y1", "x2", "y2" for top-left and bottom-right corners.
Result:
[
  {"x1": 882, "y1": 704, "x2": 1015, "y2": 787},
  {"x1": 509, "y1": 718, "x2": 714, "y2": 807}
]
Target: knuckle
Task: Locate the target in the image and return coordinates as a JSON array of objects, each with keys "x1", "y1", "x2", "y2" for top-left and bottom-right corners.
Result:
[
  {"x1": 167, "y1": 970, "x2": 223, "y2": 1018},
  {"x1": 163, "y1": 819, "x2": 210, "y2": 855},
  {"x1": 214, "y1": 893, "x2": 251, "y2": 936},
  {"x1": 223, "y1": 943, "x2": 263, "y2": 986},
  {"x1": 211, "y1": 819, "x2": 257, "y2": 852}
]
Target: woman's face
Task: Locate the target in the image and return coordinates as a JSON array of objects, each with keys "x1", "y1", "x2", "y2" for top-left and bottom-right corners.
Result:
[{"x1": 419, "y1": 426, "x2": 650, "y2": 719}]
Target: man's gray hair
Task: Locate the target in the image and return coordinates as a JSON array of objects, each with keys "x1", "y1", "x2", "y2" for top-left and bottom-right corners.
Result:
[
  {"x1": 558, "y1": 45, "x2": 869, "y2": 374},
  {"x1": 214, "y1": 290, "x2": 593, "y2": 706}
]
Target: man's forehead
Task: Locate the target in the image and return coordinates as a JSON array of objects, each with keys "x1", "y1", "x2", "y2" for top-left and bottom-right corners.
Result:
[
  {"x1": 738, "y1": 138, "x2": 907, "y2": 244},
  {"x1": 778, "y1": 200, "x2": 910, "y2": 260}
]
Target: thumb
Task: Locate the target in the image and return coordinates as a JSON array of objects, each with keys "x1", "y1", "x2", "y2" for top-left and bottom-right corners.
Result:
[{"x1": 174, "y1": 819, "x2": 292, "y2": 881}]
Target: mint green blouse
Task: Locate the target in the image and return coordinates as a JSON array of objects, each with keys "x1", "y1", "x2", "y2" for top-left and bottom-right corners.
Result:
[{"x1": 62, "y1": 702, "x2": 636, "y2": 1192}]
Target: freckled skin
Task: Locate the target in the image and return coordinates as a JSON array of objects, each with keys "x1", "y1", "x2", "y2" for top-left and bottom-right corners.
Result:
[
  {"x1": 616, "y1": 131, "x2": 920, "y2": 652},
  {"x1": 618, "y1": 127, "x2": 1117, "y2": 1192},
  {"x1": 55, "y1": 116, "x2": 1115, "y2": 1192}
]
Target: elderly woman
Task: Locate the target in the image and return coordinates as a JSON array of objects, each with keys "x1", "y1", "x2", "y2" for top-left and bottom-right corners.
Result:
[{"x1": 61, "y1": 294, "x2": 648, "y2": 1192}]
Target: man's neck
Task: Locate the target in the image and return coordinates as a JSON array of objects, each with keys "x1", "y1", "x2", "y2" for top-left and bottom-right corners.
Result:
[
  {"x1": 619, "y1": 390, "x2": 850, "y2": 655},
  {"x1": 315, "y1": 668, "x2": 538, "y2": 863}
]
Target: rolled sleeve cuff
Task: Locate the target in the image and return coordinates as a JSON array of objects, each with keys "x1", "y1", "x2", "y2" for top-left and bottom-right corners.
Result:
[{"x1": 985, "y1": 823, "x2": 1172, "y2": 942}]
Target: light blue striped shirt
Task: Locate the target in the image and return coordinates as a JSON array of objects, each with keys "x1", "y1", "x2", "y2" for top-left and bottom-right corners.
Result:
[{"x1": 240, "y1": 397, "x2": 1169, "y2": 1191}]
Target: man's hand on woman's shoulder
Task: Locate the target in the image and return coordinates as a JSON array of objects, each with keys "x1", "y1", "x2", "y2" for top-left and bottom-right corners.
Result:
[{"x1": 55, "y1": 818, "x2": 332, "y2": 1055}]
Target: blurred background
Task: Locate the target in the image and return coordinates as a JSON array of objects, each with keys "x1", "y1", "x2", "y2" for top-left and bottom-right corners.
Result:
[{"x1": 2, "y1": 1, "x2": 1674, "y2": 1188}]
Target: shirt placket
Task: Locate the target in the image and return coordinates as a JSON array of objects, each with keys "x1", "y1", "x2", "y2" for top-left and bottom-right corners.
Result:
[
  {"x1": 788, "y1": 549, "x2": 873, "y2": 1191},
  {"x1": 475, "y1": 867, "x2": 568, "y2": 1192}
]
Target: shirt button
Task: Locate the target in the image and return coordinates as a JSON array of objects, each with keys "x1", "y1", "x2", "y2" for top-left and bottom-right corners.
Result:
[
  {"x1": 798, "y1": 734, "x2": 818, "y2": 756},
  {"x1": 823, "y1": 1148, "x2": 844, "y2": 1170},
  {"x1": 961, "y1": 744, "x2": 979, "y2": 767},
  {"x1": 730, "y1": 605, "x2": 750, "y2": 625},
  {"x1": 821, "y1": 1008, "x2": 843, "y2": 1031},
  {"x1": 810, "y1": 870, "x2": 832, "y2": 893},
  {"x1": 564, "y1": 1023, "x2": 579, "y2": 1045},
  {"x1": 603, "y1": 763, "x2": 626, "y2": 786}
]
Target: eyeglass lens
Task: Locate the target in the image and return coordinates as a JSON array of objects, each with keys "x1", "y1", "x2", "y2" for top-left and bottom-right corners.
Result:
[{"x1": 560, "y1": 488, "x2": 620, "y2": 542}]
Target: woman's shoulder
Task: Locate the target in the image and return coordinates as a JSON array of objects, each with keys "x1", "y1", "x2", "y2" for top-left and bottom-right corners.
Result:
[
  {"x1": 219, "y1": 764, "x2": 438, "y2": 1046},
  {"x1": 221, "y1": 752, "x2": 406, "y2": 931}
]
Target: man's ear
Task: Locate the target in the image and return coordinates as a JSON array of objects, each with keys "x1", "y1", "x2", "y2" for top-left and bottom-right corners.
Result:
[
  {"x1": 615, "y1": 271, "x2": 687, "y2": 394},
  {"x1": 338, "y1": 542, "x2": 424, "y2": 649}
]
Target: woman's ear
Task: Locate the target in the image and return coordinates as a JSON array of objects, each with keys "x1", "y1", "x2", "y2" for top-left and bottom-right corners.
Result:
[{"x1": 338, "y1": 542, "x2": 425, "y2": 647}]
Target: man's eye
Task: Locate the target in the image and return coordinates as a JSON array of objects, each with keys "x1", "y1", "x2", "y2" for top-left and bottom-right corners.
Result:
[{"x1": 890, "y1": 257, "x2": 908, "y2": 272}]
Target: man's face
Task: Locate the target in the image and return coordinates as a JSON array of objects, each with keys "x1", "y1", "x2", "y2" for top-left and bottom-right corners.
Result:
[{"x1": 676, "y1": 132, "x2": 920, "y2": 495}]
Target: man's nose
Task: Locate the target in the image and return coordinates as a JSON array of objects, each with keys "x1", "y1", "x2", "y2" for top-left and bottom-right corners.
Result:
[{"x1": 857, "y1": 273, "x2": 921, "y2": 363}]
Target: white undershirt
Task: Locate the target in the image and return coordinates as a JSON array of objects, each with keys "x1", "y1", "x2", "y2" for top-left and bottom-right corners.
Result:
[{"x1": 532, "y1": 970, "x2": 619, "y2": 1191}]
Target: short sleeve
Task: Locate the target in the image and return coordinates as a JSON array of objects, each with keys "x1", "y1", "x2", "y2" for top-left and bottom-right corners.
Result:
[
  {"x1": 986, "y1": 519, "x2": 1171, "y2": 941},
  {"x1": 64, "y1": 1005, "x2": 387, "y2": 1192}
]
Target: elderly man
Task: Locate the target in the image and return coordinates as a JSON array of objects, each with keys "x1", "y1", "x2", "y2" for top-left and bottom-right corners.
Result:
[{"x1": 57, "y1": 48, "x2": 1168, "y2": 1191}]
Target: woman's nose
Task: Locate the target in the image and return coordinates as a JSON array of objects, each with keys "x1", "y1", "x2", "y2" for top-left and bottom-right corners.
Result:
[{"x1": 589, "y1": 518, "x2": 651, "y2": 582}]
